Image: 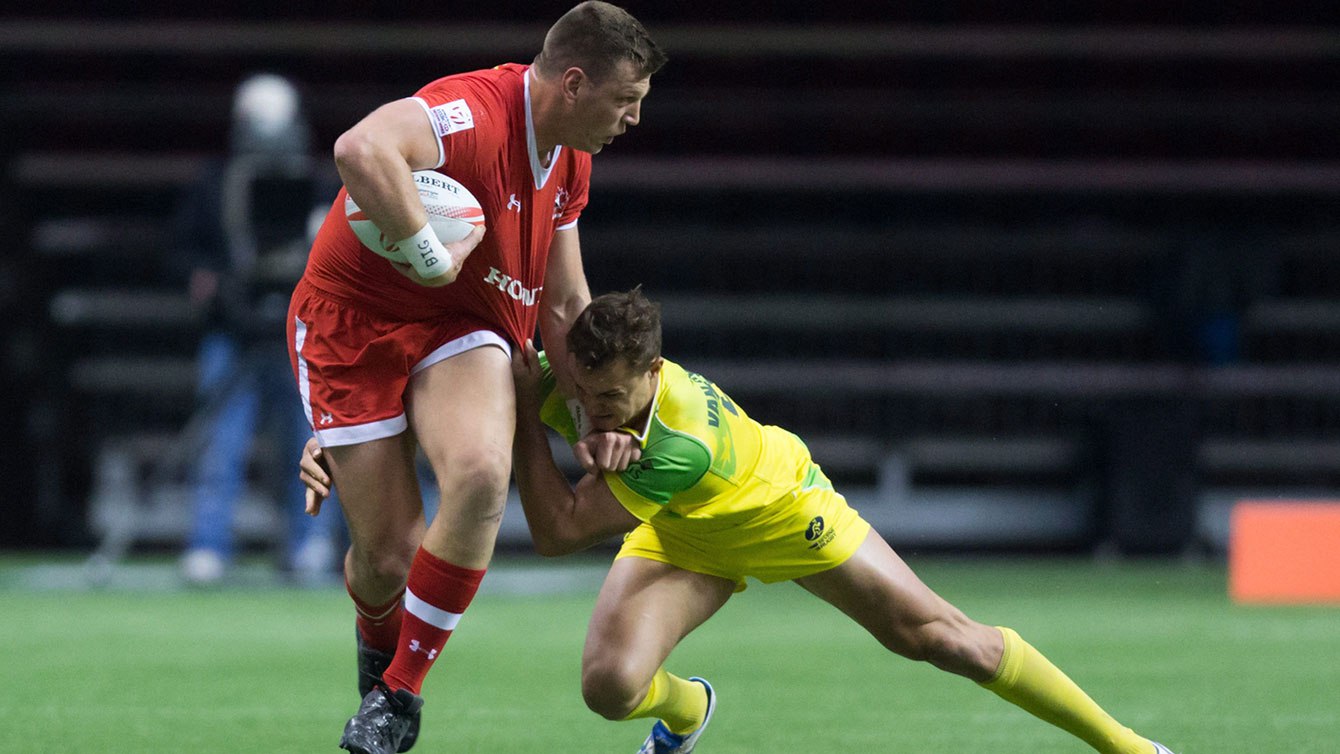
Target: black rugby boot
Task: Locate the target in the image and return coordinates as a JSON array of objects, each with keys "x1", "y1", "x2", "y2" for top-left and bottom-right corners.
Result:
[
  {"x1": 339, "y1": 684, "x2": 424, "y2": 754},
  {"x1": 356, "y1": 632, "x2": 420, "y2": 751}
]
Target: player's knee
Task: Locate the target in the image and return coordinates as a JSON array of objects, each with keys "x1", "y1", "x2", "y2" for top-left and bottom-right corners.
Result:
[
  {"x1": 580, "y1": 659, "x2": 644, "y2": 721},
  {"x1": 347, "y1": 537, "x2": 415, "y2": 586},
  {"x1": 437, "y1": 447, "x2": 511, "y2": 517}
]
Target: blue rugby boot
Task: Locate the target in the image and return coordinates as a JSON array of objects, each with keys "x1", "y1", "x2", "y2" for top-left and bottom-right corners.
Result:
[{"x1": 636, "y1": 677, "x2": 716, "y2": 754}]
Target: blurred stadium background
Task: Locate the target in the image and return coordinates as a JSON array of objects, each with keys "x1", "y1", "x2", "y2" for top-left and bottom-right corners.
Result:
[
  {"x1": 3, "y1": 1, "x2": 1339, "y2": 557},
  {"x1": 2, "y1": 3, "x2": 1339, "y2": 751}
]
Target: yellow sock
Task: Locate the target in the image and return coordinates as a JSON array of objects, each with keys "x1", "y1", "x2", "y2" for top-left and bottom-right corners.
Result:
[
  {"x1": 980, "y1": 627, "x2": 1152, "y2": 754},
  {"x1": 622, "y1": 667, "x2": 708, "y2": 735}
]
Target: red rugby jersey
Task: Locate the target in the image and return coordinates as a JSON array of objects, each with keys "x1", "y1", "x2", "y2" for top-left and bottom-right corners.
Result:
[{"x1": 302, "y1": 63, "x2": 591, "y2": 345}]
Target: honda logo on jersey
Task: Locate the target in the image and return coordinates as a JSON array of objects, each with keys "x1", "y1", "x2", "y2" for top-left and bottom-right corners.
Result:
[{"x1": 483, "y1": 267, "x2": 542, "y2": 306}]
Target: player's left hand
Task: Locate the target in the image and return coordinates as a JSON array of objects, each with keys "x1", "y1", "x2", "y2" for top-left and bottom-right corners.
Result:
[
  {"x1": 511, "y1": 338, "x2": 544, "y2": 407},
  {"x1": 298, "y1": 436, "x2": 333, "y2": 516},
  {"x1": 575, "y1": 431, "x2": 641, "y2": 474}
]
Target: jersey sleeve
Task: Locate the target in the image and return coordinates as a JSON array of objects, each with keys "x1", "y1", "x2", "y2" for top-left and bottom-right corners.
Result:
[
  {"x1": 535, "y1": 352, "x2": 582, "y2": 445},
  {"x1": 605, "y1": 433, "x2": 711, "y2": 516},
  {"x1": 411, "y1": 77, "x2": 488, "y2": 171},
  {"x1": 555, "y1": 155, "x2": 591, "y2": 230}
]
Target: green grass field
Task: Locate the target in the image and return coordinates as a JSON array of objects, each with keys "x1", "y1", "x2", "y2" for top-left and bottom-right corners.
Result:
[{"x1": 2, "y1": 553, "x2": 1337, "y2": 753}]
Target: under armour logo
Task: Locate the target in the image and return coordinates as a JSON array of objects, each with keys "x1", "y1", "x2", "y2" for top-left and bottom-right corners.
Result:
[
  {"x1": 408, "y1": 639, "x2": 438, "y2": 660},
  {"x1": 507, "y1": 194, "x2": 522, "y2": 212},
  {"x1": 552, "y1": 186, "x2": 570, "y2": 219},
  {"x1": 319, "y1": 413, "x2": 333, "y2": 425}
]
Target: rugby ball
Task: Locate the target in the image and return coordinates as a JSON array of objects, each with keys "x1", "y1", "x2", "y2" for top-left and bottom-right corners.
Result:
[{"x1": 345, "y1": 170, "x2": 485, "y2": 263}]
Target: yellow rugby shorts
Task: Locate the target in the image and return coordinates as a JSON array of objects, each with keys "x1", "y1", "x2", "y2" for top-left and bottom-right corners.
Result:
[{"x1": 614, "y1": 484, "x2": 871, "y2": 591}]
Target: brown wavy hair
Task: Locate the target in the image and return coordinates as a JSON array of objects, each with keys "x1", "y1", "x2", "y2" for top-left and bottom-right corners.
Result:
[{"x1": 567, "y1": 286, "x2": 662, "y2": 372}]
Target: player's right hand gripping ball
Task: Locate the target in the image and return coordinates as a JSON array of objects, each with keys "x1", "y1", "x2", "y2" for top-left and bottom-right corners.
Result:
[{"x1": 345, "y1": 170, "x2": 485, "y2": 263}]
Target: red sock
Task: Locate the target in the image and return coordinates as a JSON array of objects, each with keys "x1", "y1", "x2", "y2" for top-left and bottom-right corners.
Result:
[
  {"x1": 346, "y1": 577, "x2": 404, "y2": 655},
  {"x1": 381, "y1": 548, "x2": 486, "y2": 695}
]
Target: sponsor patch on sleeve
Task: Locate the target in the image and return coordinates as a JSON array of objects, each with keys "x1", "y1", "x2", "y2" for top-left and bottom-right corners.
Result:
[{"x1": 427, "y1": 99, "x2": 475, "y2": 137}]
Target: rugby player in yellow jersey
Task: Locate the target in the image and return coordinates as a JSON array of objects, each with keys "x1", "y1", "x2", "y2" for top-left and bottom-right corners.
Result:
[{"x1": 300, "y1": 288, "x2": 1176, "y2": 754}]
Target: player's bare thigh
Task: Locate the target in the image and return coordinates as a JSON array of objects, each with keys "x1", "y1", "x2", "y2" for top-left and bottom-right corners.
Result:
[
  {"x1": 794, "y1": 529, "x2": 1003, "y2": 680},
  {"x1": 581, "y1": 556, "x2": 735, "y2": 719},
  {"x1": 324, "y1": 431, "x2": 426, "y2": 600},
  {"x1": 406, "y1": 344, "x2": 515, "y2": 569}
]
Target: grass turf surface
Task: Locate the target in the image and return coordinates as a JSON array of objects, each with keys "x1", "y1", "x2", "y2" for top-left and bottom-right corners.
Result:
[{"x1": 2, "y1": 554, "x2": 1337, "y2": 752}]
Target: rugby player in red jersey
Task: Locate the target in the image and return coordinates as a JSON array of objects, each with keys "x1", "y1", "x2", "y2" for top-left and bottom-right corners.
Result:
[{"x1": 286, "y1": 5, "x2": 665, "y2": 752}]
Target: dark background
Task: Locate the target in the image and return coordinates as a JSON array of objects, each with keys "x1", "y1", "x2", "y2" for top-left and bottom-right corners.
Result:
[{"x1": 3, "y1": 2, "x2": 1338, "y2": 553}]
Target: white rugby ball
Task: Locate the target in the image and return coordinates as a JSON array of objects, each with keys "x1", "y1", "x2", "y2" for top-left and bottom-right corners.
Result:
[{"x1": 345, "y1": 170, "x2": 485, "y2": 263}]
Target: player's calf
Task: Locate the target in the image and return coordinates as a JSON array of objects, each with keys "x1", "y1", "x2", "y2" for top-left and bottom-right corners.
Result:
[
  {"x1": 914, "y1": 615, "x2": 1004, "y2": 681},
  {"x1": 874, "y1": 608, "x2": 1002, "y2": 681}
]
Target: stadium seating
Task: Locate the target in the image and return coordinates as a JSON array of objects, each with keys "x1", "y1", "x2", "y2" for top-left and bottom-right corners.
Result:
[{"x1": 4, "y1": 5, "x2": 1339, "y2": 555}]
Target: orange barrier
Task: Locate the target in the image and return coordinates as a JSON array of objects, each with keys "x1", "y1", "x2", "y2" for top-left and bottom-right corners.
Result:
[{"x1": 1229, "y1": 501, "x2": 1340, "y2": 604}]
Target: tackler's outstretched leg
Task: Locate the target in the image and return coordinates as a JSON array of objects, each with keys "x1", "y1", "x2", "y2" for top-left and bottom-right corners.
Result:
[{"x1": 796, "y1": 530, "x2": 1166, "y2": 754}]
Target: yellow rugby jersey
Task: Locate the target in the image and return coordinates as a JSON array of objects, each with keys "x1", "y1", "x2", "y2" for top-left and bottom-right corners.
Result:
[{"x1": 537, "y1": 353, "x2": 826, "y2": 523}]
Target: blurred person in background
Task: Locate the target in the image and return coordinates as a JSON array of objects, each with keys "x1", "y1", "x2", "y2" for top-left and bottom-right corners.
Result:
[{"x1": 172, "y1": 73, "x2": 342, "y2": 586}]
